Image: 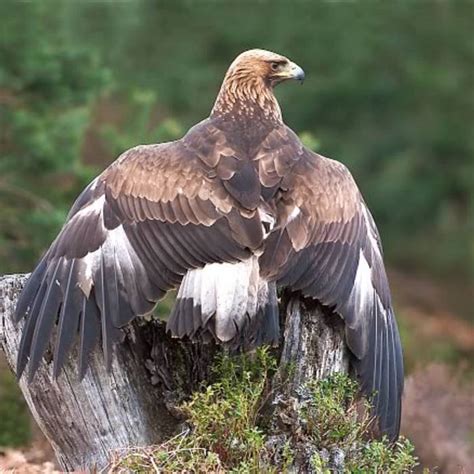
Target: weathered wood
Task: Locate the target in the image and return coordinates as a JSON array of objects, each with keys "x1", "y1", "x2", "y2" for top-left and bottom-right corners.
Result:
[
  {"x1": 279, "y1": 292, "x2": 349, "y2": 389},
  {"x1": 0, "y1": 274, "x2": 349, "y2": 471},
  {"x1": 269, "y1": 292, "x2": 350, "y2": 473},
  {"x1": 0, "y1": 274, "x2": 217, "y2": 471}
]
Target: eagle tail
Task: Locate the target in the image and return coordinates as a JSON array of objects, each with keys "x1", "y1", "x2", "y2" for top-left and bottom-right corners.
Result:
[{"x1": 167, "y1": 258, "x2": 279, "y2": 349}]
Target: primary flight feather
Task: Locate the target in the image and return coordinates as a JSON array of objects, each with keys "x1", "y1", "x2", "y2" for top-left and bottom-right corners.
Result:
[{"x1": 15, "y1": 49, "x2": 403, "y2": 441}]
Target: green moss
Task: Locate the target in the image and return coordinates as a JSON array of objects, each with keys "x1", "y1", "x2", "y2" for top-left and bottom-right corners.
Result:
[{"x1": 116, "y1": 349, "x2": 418, "y2": 473}]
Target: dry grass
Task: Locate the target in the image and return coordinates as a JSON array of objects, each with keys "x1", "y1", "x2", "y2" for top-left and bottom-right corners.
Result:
[{"x1": 107, "y1": 431, "x2": 225, "y2": 473}]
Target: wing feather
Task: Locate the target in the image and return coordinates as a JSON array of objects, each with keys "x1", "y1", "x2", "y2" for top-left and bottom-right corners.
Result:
[
  {"x1": 78, "y1": 294, "x2": 101, "y2": 379},
  {"x1": 27, "y1": 259, "x2": 63, "y2": 381},
  {"x1": 263, "y1": 148, "x2": 404, "y2": 441},
  {"x1": 15, "y1": 119, "x2": 264, "y2": 379},
  {"x1": 17, "y1": 280, "x2": 48, "y2": 377},
  {"x1": 53, "y1": 259, "x2": 81, "y2": 377}
]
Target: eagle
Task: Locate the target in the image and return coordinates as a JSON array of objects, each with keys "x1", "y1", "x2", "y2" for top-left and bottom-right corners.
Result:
[{"x1": 15, "y1": 49, "x2": 403, "y2": 441}]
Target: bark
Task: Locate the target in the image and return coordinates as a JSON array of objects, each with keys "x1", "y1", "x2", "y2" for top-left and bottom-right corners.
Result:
[
  {"x1": 0, "y1": 274, "x2": 349, "y2": 472},
  {"x1": 278, "y1": 291, "x2": 350, "y2": 389}
]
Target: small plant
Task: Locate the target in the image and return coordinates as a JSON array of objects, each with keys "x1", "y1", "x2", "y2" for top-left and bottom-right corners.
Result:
[
  {"x1": 113, "y1": 347, "x2": 277, "y2": 472},
  {"x1": 181, "y1": 348, "x2": 276, "y2": 471},
  {"x1": 346, "y1": 438, "x2": 418, "y2": 473},
  {"x1": 303, "y1": 372, "x2": 366, "y2": 445},
  {"x1": 274, "y1": 371, "x2": 418, "y2": 473},
  {"x1": 113, "y1": 350, "x2": 418, "y2": 473}
]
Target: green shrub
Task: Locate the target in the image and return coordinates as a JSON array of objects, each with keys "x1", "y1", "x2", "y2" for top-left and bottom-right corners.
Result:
[{"x1": 115, "y1": 349, "x2": 418, "y2": 473}]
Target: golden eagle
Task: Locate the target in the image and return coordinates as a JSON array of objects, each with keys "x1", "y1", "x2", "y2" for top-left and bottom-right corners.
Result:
[{"x1": 15, "y1": 49, "x2": 403, "y2": 441}]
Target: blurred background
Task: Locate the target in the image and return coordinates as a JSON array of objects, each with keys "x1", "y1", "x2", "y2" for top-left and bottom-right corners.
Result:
[{"x1": 1, "y1": 1, "x2": 473, "y2": 471}]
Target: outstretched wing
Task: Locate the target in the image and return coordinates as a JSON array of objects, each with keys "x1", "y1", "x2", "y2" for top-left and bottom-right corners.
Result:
[
  {"x1": 261, "y1": 148, "x2": 404, "y2": 441},
  {"x1": 15, "y1": 121, "x2": 265, "y2": 380}
]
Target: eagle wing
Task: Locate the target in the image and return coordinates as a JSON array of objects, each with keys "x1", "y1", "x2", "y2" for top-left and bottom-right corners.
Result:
[
  {"x1": 15, "y1": 120, "x2": 265, "y2": 380},
  {"x1": 261, "y1": 146, "x2": 404, "y2": 441}
]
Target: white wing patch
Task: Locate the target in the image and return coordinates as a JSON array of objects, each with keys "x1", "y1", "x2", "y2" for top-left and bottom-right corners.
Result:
[
  {"x1": 362, "y1": 206, "x2": 382, "y2": 258},
  {"x1": 75, "y1": 193, "x2": 146, "y2": 305},
  {"x1": 287, "y1": 205, "x2": 301, "y2": 223},
  {"x1": 350, "y1": 249, "x2": 387, "y2": 321},
  {"x1": 74, "y1": 195, "x2": 106, "y2": 294}
]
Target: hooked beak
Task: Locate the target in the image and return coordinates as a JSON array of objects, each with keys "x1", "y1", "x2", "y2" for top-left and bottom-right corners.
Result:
[
  {"x1": 288, "y1": 61, "x2": 305, "y2": 83},
  {"x1": 272, "y1": 60, "x2": 305, "y2": 84}
]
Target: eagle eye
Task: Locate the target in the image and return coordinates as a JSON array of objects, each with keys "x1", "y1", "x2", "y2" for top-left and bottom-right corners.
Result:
[{"x1": 271, "y1": 62, "x2": 280, "y2": 71}]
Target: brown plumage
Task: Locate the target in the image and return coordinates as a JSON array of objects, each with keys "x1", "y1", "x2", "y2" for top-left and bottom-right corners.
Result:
[{"x1": 15, "y1": 49, "x2": 403, "y2": 441}]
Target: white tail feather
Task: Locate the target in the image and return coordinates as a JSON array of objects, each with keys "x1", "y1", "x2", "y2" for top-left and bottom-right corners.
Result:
[{"x1": 177, "y1": 256, "x2": 267, "y2": 341}]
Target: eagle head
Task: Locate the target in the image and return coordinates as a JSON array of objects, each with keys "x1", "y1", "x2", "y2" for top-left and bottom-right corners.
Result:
[
  {"x1": 227, "y1": 49, "x2": 305, "y2": 87},
  {"x1": 212, "y1": 49, "x2": 305, "y2": 121}
]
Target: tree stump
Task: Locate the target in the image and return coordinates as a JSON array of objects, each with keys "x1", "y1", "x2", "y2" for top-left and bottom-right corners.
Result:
[{"x1": 0, "y1": 274, "x2": 349, "y2": 471}]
